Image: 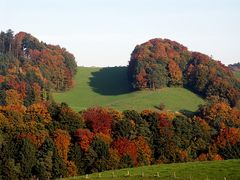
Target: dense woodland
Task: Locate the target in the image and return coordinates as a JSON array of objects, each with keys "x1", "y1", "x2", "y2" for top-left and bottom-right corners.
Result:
[
  {"x1": 0, "y1": 31, "x2": 240, "y2": 179},
  {"x1": 0, "y1": 30, "x2": 77, "y2": 106},
  {"x1": 128, "y1": 39, "x2": 240, "y2": 107},
  {"x1": 0, "y1": 101, "x2": 240, "y2": 179}
]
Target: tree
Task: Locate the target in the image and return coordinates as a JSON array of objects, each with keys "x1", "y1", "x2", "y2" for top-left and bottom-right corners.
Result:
[
  {"x1": 199, "y1": 101, "x2": 240, "y2": 130},
  {"x1": 128, "y1": 38, "x2": 190, "y2": 90},
  {"x1": 26, "y1": 102, "x2": 52, "y2": 124},
  {"x1": 111, "y1": 138, "x2": 138, "y2": 166},
  {"x1": 112, "y1": 118, "x2": 137, "y2": 140},
  {"x1": 33, "y1": 137, "x2": 56, "y2": 179},
  {"x1": 17, "y1": 138, "x2": 37, "y2": 179},
  {"x1": 5, "y1": 89, "x2": 23, "y2": 105},
  {"x1": 53, "y1": 129, "x2": 71, "y2": 162},
  {"x1": 89, "y1": 137, "x2": 110, "y2": 172},
  {"x1": 168, "y1": 60, "x2": 183, "y2": 86},
  {"x1": 83, "y1": 107, "x2": 112, "y2": 136},
  {"x1": 51, "y1": 103, "x2": 85, "y2": 134},
  {"x1": 123, "y1": 110, "x2": 151, "y2": 140},
  {"x1": 68, "y1": 143, "x2": 83, "y2": 174},
  {"x1": 0, "y1": 30, "x2": 77, "y2": 106},
  {"x1": 52, "y1": 148, "x2": 67, "y2": 178},
  {"x1": 128, "y1": 38, "x2": 240, "y2": 107},
  {"x1": 4, "y1": 29, "x2": 14, "y2": 52},
  {"x1": 0, "y1": 158, "x2": 21, "y2": 180},
  {"x1": 0, "y1": 134, "x2": 21, "y2": 179},
  {"x1": 75, "y1": 129, "x2": 94, "y2": 152},
  {"x1": 133, "y1": 136, "x2": 152, "y2": 165}
]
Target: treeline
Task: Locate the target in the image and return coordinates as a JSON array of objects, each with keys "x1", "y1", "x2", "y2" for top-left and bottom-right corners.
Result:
[
  {"x1": 0, "y1": 30, "x2": 77, "y2": 106},
  {"x1": 128, "y1": 39, "x2": 240, "y2": 106},
  {"x1": 229, "y1": 62, "x2": 240, "y2": 72},
  {"x1": 0, "y1": 99, "x2": 240, "y2": 179}
]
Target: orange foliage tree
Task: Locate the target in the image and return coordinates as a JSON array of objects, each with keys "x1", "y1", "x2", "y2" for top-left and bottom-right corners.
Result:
[
  {"x1": 133, "y1": 136, "x2": 152, "y2": 165},
  {"x1": 111, "y1": 137, "x2": 138, "y2": 166},
  {"x1": 26, "y1": 102, "x2": 52, "y2": 124},
  {"x1": 5, "y1": 89, "x2": 23, "y2": 105},
  {"x1": 168, "y1": 60, "x2": 183, "y2": 86},
  {"x1": 53, "y1": 129, "x2": 71, "y2": 162},
  {"x1": 74, "y1": 128, "x2": 95, "y2": 152},
  {"x1": 216, "y1": 127, "x2": 240, "y2": 148}
]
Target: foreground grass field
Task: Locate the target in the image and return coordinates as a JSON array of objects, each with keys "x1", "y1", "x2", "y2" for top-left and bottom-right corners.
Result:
[
  {"x1": 53, "y1": 67, "x2": 204, "y2": 112},
  {"x1": 65, "y1": 159, "x2": 240, "y2": 180}
]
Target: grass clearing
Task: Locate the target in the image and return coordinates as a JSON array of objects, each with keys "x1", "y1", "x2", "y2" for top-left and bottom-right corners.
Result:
[
  {"x1": 53, "y1": 67, "x2": 204, "y2": 112},
  {"x1": 65, "y1": 159, "x2": 240, "y2": 180}
]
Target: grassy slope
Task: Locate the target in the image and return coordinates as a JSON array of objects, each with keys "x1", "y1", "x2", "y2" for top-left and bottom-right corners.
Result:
[
  {"x1": 53, "y1": 67, "x2": 204, "y2": 112},
  {"x1": 66, "y1": 159, "x2": 240, "y2": 180},
  {"x1": 234, "y1": 71, "x2": 240, "y2": 79}
]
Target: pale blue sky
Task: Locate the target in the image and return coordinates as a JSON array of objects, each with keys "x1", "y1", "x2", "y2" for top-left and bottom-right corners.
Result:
[{"x1": 1, "y1": 0, "x2": 240, "y2": 66}]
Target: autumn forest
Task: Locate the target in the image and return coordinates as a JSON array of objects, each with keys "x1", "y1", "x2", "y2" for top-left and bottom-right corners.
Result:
[{"x1": 0, "y1": 30, "x2": 240, "y2": 179}]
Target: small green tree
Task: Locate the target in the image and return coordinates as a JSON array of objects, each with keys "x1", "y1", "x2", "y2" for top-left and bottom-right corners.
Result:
[{"x1": 17, "y1": 138, "x2": 37, "y2": 179}]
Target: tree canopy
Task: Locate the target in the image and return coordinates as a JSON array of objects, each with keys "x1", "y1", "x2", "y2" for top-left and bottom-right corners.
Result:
[
  {"x1": 0, "y1": 30, "x2": 77, "y2": 106},
  {"x1": 128, "y1": 38, "x2": 240, "y2": 106}
]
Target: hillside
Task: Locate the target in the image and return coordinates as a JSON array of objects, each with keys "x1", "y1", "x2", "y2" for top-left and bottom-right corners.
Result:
[
  {"x1": 66, "y1": 159, "x2": 240, "y2": 180},
  {"x1": 53, "y1": 67, "x2": 204, "y2": 112},
  {"x1": 1, "y1": 31, "x2": 239, "y2": 180},
  {"x1": 128, "y1": 38, "x2": 240, "y2": 107}
]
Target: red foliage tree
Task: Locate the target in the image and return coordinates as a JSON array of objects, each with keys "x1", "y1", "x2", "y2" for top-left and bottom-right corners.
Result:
[
  {"x1": 83, "y1": 107, "x2": 113, "y2": 136},
  {"x1": 135, "y1": 69, "x2": 148, "y2": 88},
  {"x1": 111, "y1": 137, "x2": 138, "y2": 166},
  {"x1": 0, "y1": 75, "x2": 4, "y2": 83},
  {"x1": 216, "y1": 127, "x2": 240, "y2": 148}
]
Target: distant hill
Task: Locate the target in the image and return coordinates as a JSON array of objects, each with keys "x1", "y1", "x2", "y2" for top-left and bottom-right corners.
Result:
[
  {"x1": 53, "y1": 67, "x2": 204, "y2": 112},
  {"x1": 128, "y1": 38, "x2": 240, "y2": 106}
]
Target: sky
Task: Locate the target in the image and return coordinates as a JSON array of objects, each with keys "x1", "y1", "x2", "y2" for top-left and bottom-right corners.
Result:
[{"x1": 1, "y1": 0, "x2": 240, "y2": 67}]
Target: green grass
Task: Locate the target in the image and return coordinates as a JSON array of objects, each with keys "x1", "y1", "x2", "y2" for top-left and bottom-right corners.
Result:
[
  {"x1": 234, "y1": 71, "x2": 240, "y2": 79},
  {"x1": 53, "y1": 67, "x2": 205, "y2": 112},
  {"x1": 65, "y1": 159, "x2": 240, "y2": 180}
]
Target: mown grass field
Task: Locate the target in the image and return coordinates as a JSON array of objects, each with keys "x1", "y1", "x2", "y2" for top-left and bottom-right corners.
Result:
[
  {"x1": 53, "y1": 67, "x2": 204, "y2": 112},
  {"x1": 65, "y1": 159, "x2": 240, "y2": 180}
]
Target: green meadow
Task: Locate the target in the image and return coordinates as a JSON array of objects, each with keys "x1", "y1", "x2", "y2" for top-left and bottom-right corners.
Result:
[
  {"x1": 234, "y1": 71, "x2": 240, "y2": 79},
  {"x1": 65, "y1": 159, "x2": 240, "y2": 180},
  {"x1": 53, "y1": 67, "x2": 204, "y2": 112}
]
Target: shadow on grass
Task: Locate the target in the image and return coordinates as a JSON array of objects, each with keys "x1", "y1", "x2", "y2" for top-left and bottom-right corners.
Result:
[
  {"x1": 179, "y1": 109, "x2": 196, "y2": 117},
  {"x1": 88, "y1": 67, "x2": 134, "y2": 95}
]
